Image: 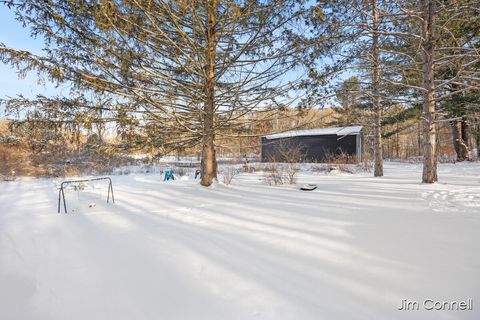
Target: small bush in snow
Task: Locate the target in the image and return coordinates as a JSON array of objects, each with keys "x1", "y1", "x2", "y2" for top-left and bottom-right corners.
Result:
[
  {"x1": 262, "y1": 164, "x2": 285, "y2": 185},
  {"x1": 323, "y1": 150, "x2": 356, "y2": 164},
  {"x1": 219, "y1": 167, "x2": 240, "y2": 185},
  {"x1": 262, "y1": 163, "x2": 299, "y2": 185},
  {"x1": 284, "y1": 163, "x2": 300, "y2": 184}
]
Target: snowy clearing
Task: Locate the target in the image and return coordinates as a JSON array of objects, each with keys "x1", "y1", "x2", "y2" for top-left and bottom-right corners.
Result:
[{"x1": 1, "y1": 162, "x2": 479, "y2": 320}]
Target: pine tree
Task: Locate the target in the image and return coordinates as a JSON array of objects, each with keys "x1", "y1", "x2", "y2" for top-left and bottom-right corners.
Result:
[{"x1": 1, "y1": 0, "x2": 304, "y2": 186}]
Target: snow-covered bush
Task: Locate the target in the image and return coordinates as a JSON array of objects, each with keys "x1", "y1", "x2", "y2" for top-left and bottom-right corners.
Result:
[{"x1": 262, "y1": 164, "x2": 284, "y2": 185}]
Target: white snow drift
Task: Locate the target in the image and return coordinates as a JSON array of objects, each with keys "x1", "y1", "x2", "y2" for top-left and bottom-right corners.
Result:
[{"x1": 0, "y1": 162, "x2": 479, "y2": 320}]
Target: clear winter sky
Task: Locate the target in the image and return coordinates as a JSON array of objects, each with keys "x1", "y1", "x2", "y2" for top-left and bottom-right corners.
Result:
[{"x1": 0, "y1": 7, "x2": 65, "y2": 103}]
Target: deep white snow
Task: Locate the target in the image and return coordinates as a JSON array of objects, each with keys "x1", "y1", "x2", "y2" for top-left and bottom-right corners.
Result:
[{"x1": 0, "y1": 162, "x2": 479, "y2": 320}]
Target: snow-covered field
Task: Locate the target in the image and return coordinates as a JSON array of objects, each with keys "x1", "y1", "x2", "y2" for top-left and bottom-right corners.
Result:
[{"x1": 1, "y1": 162, "x2": 479, "y2": 320}]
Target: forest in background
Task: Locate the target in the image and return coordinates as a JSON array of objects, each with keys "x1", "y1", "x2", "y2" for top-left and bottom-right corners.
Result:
[{"x1": 1, "y1": 97, "x2": 478, "y2": 178}]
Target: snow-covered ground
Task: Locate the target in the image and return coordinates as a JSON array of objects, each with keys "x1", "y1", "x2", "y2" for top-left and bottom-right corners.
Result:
[{"x1": 1, "y1": 162, "x2": 479, "y2": 320}]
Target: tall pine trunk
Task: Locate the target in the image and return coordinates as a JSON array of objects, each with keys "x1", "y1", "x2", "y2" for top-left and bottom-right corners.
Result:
[
  {"x1": 372, "y1": 0, "x2": 383, "y2": 176},
  {"x1": 201, "y1": 0, "x2": 218, "y2": 186},
  {"x1": 452, "y1": 119, "x2": 470, "y2": 161},
  {"x1": 461, "y1": 120, "x2": 471, "y2": 159},
  {"x1": 421, "y1": 0, "x2": 437, "y2": 183}
]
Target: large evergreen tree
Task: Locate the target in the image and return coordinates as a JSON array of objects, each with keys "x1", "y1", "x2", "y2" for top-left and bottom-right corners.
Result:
[{"x1": 1, "y1": 0, "x2": 303, "y2": 186}]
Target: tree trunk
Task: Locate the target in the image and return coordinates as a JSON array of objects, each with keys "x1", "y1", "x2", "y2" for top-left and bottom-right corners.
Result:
[
  {"x1": 421, "y1": 0, "x2": 437, "y2": 183},
  {"x1": 476, "y1": 117, "x2": 480, "y2": 160},
  {"x1": 461, "y1": 120, "x2": 471, "y2": 159},
  {"x1": 372, "y1": 0, "x2": 383, "y2": 177},
  {"x1": 417, "y1": 121, "x2": 422, "y2": 156},
  {"x1": 396, "y1": 122, "x2": 400, "y2": 158},
  {"x1": 452, "y1": 119, "x2": 469, "y2": 161},
  {"x1": 201, "y1": 0, "x2": 218, "y2": 187}
]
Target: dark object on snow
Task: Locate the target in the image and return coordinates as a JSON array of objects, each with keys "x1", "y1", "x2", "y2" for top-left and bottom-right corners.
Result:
[
  {"x1": 58, "y1": 177, "x2": 114, "y2": 214},
  {"x1": 164, "y1": 169, "x2": 175, "y2": 181},
  {"x1": 300, "y1": 184, "x2": 317, "y2": 191},
  {"x1": 194, "y1": 169, "x2": 202, "y2": 179},
  {"x1": 261, "y1": 126, "x2": 364, "y2": 163}
]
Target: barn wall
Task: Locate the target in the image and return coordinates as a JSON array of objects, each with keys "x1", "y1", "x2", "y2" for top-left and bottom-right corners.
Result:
[{"x1": 261, "y1": 134, "x2": 360, "y2": 163}]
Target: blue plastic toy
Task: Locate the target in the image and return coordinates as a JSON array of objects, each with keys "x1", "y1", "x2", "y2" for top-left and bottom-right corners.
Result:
[{"x1": 164, "y1": 169, "x2": 175, "y2": 181}]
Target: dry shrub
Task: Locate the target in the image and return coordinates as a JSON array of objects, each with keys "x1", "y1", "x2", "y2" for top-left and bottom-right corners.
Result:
[
  {"x1": 0, "y1": 145, "x2": 35, "y2": 177},
  {"x1": 64, "y1": 166, "x2": 80, "y2": 177},
  {"x1": 323, "y1": 150, "x2": 357, "y2": 164},
  {"x1": 262, "y1": 139, "x2": 303, "y2": 185},
  {"x1": 0, "y1": 141, "x2": 136, "y2": 178},
  {"x1": 284, "y1": 163, "x2": 300, "y2": 184},
  {"x1": 219, "y1": 166, "x2": 240, "y2": 185},
  {"x1": 262, "y1": 163, "x2": 299, "y2": 185},
  {"x1": 262, "y1": 164, "x2": 285, "y2": 185}
]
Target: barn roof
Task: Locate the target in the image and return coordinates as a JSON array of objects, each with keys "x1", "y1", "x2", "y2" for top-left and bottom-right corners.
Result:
[{"x1": 263, "y1": 126, "x2": 363, "y2": 140}]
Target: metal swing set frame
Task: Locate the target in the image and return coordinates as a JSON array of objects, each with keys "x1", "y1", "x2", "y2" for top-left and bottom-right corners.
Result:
[{"x1": 57, "y1": 177, "x2": 115, "y2": 213}]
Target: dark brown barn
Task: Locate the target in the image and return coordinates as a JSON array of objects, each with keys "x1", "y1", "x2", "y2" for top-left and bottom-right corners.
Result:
[{"x1": 261, "y1": 126, "x2": 364, "y2": 163}]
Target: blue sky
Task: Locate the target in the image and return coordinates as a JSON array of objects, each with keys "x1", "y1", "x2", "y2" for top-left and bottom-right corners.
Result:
[{"x1": 0, "y1": 6, "x2": 64, "y2": 105}]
